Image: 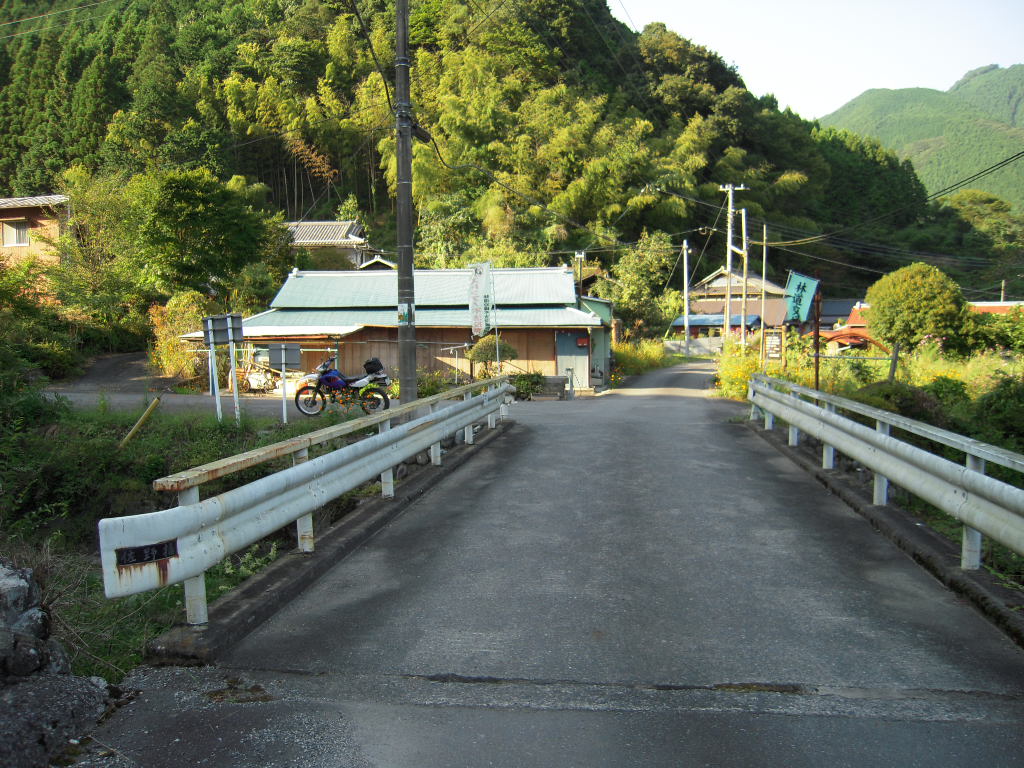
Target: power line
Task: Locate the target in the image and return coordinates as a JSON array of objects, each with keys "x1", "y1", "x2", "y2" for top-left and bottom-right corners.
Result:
[
  {"x1": 0, "y1": 0, "x2": 120, "y2": 29},
  {"x1": 0, "y1": 5, "x2": 123, "y2": 41}
]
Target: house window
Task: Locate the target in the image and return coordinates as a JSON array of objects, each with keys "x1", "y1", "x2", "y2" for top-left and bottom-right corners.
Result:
[{"x1": 2, "y1": 220, "x2": 29, "y2": 246}]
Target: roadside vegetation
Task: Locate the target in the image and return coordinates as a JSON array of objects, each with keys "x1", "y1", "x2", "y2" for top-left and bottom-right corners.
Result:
[
  {"x1": 714, "y1": 266, "x2": 1024, "y2": 590},
  {"x1": 0, "y1": 392, "x2": 376, "y2": 682}
]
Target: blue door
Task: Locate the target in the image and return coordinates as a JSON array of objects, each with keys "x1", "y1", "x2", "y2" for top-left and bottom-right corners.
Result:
[{"x1": 556, "y1": 331, "x2": 590, "y2": 390}]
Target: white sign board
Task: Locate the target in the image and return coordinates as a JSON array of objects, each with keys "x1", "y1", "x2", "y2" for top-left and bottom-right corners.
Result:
[{"x1": 469, "y1": 262, "x2": 492, "y2": 337}]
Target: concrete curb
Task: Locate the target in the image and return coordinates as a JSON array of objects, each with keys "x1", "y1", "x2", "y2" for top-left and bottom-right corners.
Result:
[
  {"x1": 146, "y1": 420, "x2": 514, "y2": 665},
  {"x1": 748, "y1": 421, "x2": 1024, "y2": 649}
]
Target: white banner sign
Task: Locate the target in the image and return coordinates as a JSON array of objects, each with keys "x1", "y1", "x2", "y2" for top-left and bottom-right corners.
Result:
[{"x1": 469, "y1": 262, "x2": 492, "y2": 336}]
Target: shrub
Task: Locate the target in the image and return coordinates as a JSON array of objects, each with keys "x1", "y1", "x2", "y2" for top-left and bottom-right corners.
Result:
[
  {"x1": 611, "y1": 339, "x2": 669, "y2": 376},
  {"x1": 468, "y1": 335, "x2": 519, "y2": 375},
  {"x1": 512, "y1": 372, "x2": 544, "y2": 399},
  {"x1": 847, "y1": 381, "x2": 949, "y2": 428},
  {"x1": 972, "y1": 373, "x2": 1024, "y2": 447},
  {"x1": 716, "y1": 341, "x2": 760, "y2": 400},
  {"x1": 149, "y1": 290, "x2": 209, "y2": 380}
]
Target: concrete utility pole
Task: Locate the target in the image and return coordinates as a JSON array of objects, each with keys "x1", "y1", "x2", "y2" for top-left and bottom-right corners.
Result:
[
  {"x1": 718, "y1": 184, "x2": 747, "y2": 342},
  {"x1": 682, "y1": 240, "x2": 691, "y2": 356},
  {"x1": 760, "y1": 223, "x2": 768, "y2": 364},
  {"x1": 740, "y1": 208, "x2": 749, "y2": 348},
  {"x1": 395, "y1": 0, "x2": 417, "y2": 404}
]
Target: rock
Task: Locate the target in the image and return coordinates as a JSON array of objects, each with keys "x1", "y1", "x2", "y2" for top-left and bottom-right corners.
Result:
[
  {"x1": 12, "y1": 607, "x2": 49, "y2": 640},
  {"x1": 0, "y1": 674, "x2": 110, "y2": 768},
  {"x1": 0, "y1": 563, "x2": 39, "y2": 627},
  {"x1": 7, "y1": 636, "x2": 44, "y2": 676},
  {"x1": 44, "y1": 639, "x2": 70, "y2": 675}
]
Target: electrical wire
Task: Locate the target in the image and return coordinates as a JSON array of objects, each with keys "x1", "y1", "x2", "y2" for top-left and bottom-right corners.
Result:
[
  {"x1": 0, "y1": 5, "x2": 123, "y2": 41},
  {"x1": 0, "y1": 0, "x2": 120, "y2": 28}
]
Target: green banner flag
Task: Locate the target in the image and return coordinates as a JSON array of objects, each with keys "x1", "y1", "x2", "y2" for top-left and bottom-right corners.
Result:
[{"x1": 784, "y1": 271, "x2": 819, "y2": 323}]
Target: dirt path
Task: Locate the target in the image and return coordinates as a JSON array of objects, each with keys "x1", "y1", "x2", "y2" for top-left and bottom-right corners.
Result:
[{"x1": 46, "y1": 352, "x2": 177, "y2": 394}]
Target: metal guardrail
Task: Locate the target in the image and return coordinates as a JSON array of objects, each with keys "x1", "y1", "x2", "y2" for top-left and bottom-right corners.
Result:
[
  {"x1": 748, "y1": 374, "x2": 1024, "y2": 571},
  {"x1": 99, "y1": 378, "x2": 512, "y2": 624}
]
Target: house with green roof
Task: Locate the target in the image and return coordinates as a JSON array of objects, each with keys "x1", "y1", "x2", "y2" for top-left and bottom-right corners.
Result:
[{"x1": 241, "y1": 267, "x2": 613, "y2": 391}]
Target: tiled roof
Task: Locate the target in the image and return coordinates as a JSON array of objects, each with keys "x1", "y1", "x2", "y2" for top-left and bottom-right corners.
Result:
[
  {"x1": 0, "y1": 195, "x2": 68, "y2": 209},
  {"x1": 240, "y1": 305, "x2": 601, "y2": 336},
  {"x1": 271, "y1": 267, "x2": 579, "y2": 309},
  {"x1": 286, "y1": 221, "x2": 365, "y2": 247}
]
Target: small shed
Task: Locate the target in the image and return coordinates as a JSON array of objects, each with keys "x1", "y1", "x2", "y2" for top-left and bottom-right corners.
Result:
[{"x1": 0, "y1": 195, "x2": 67, "y2": 267}]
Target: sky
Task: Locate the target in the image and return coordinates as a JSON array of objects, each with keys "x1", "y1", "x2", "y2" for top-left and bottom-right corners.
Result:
[{"x1": 608, "y1": 0, "x2": 1024, "y2": 119}]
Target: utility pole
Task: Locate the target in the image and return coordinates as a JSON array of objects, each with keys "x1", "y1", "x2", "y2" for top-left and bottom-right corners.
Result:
[
  {"x1": 740, "y1": 208, "x2": 749, "y2": 348},
  {"x1": 760, "y1": 223, "x2": 767, "y2": 364},
  {"x1": 395, "y1": 0, "x2": 417, "y2": 404},
  {"x1": 682, "y1": 240, "x2": 691, "y2": 356},
  {"x1": 718, "y1": 184, "x2": 747, "y2": 343}
]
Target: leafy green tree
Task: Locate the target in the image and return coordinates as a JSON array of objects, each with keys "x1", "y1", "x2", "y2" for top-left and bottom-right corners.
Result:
[
  {"x1": 594, "y1": 231, "x2": 678, "y2": 338},
  {"x1": 864, "y1": 263, "x2": 971, "y2": 351},
  {"x1": 130, "y1": 167, "x2": 289, "y2": 295},
  {"x1": 468, "y1": 334, "x2": 519, "y2": 375}
]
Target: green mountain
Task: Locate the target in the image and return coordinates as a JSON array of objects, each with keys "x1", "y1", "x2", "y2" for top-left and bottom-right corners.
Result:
[
  {"x1": 0, "y1": 0, "x2": 1019, "y2": 305},
  {"x1": 820, "y1": 65, "x2": 1024, "y2": 210}
]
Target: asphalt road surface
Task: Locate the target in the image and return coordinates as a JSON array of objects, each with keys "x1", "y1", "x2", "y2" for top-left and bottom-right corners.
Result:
[
  {"x1": 45, "y1": 351, "x2": 365, "y2": 419},
  {"x1": 74, "y1": 362, "x2": 1024, "y2": 767}
]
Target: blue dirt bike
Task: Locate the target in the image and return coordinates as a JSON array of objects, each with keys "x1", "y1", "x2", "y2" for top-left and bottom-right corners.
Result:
[{"x1": 294, "y1": 356, "x2": 391, "y2": 416}]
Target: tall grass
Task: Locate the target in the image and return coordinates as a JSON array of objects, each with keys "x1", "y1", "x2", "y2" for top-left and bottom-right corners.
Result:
[
  {"x1": 0, "y1": 404, "x2": 364, "y2": 681},
  {"x1": 612, "y1": 339, "x2": 673, "y2": 378}
]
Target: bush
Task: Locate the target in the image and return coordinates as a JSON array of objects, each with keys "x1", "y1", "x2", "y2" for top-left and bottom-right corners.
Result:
[
  {"x1": 716, "y1": 341, "x2": 760, "y2": 399},
  {"x1": 149, "y1": 290, "x2": 209, "y2": 380},
  {"x1": 611, "y1": 339, "x2": 669, "y2": 376},
  {"x1": 468, "y1": 335, "x2": 519, "y2": 375},
  {"x1": 972, "y1": 373, "x2": 1024, "y2": 447},
  {"x1": 847, "y1": 381, "x2": 949, "y2": 428},
  {"x1": 512, "y1": 372, "x2": 544, "y2": 399}
]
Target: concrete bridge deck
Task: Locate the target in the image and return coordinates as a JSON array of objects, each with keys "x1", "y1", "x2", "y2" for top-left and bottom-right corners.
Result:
[{"x1": 73, "y1": 362, "x2": 1024, "y2": 767}]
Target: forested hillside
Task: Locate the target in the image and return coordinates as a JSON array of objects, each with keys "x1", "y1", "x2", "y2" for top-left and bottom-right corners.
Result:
[
  {"x1": 821, "y1": 65, "x2": 1024, "y2": 211},
  {"x1": 0, "y1": 0, "x2": 1020, "y2": 311}
]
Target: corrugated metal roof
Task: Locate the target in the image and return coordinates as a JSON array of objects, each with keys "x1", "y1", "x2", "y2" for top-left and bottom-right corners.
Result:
[
  {"x1": 0, "y1": 195, "x2": 68, "y2": 209},
  {"x1": 286, "y1": 221, "x2": 365, "y2": 247},
  {"x1": 243, "y1": 305, "x2": 601, "y2": 334},
  {"x1": 271, "y1": 268, "x2": 578, "y2": 309},
  {"x1": 673, "y1": 313, "x2": 761, "y2": 327}
]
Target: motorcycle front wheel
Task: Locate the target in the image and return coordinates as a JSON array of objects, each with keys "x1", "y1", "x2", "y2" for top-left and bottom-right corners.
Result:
[
  {"x1": 294, "y1": 386, "x2": 326, "y2": 416},
  {"x1": 359, "y1": 388, "x2": 390, "y2": 414}
]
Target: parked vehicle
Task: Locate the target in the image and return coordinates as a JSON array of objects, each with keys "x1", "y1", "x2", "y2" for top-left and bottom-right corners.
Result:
[
  {"x1": 238, "y1": 361, "x2": 280, "y2": 393},
  {"x1": 294, "y1": 356, "x2": 390, "y2": 416}
]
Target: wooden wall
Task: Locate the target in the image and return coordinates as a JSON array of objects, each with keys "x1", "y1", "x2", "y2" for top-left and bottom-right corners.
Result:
[{"x1": 264, "y1": 327, "x2": 561, "y2": 379}]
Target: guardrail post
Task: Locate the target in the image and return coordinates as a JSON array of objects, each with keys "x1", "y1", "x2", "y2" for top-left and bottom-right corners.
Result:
[
  {"x1": 378, "y1": 421, "x2": 396, "y2": 497},
  {"x1": 178, "y1": 486, "x2": 208, "y2": 625},
  {"x1": 488, "y1": 384, "x2": 499, "y2": 428},
  {"x1": 962, "y1": 455, "x2": 985, "y2": 569},
  {"x1": 463, "y1": 394, "x2": 475, "y2": 445},
  {"x1": 822, "y1": 403, "x2": 836, "y2": 469},
  {"x1": 292, "y1": 447, "x2": 315, "y2": 552},
  {"x1": 873, "y1": 421, "x2": 890, "y2": 505},
  {"x1": 429, "y1": 403, "x2": 443, "y2": 465},
  {"x1": 787, "y1": 393, "x2": 800, "y2": 446}
]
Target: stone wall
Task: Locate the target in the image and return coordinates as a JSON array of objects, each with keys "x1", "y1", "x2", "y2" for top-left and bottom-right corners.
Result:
[
  {"x1": 1, "y1": 561, "x2": 70, "y2": 677},
  {"x1": 0, "y1": 559, "x2": 110, "y2": 768}
]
